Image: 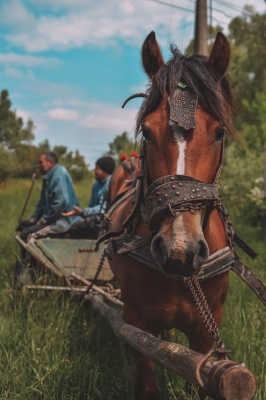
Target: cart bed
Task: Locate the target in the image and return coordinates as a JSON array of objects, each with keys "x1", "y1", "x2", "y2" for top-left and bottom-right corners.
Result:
[{"x1": 16, "y1": 236, "x2": 113, "y2": 282}]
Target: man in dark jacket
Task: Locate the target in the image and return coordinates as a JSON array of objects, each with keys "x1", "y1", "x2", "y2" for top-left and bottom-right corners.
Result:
[
  {"x1": 19, "y1": 151, "x2": 79, "y2": 242},
  {"x1": 62, "y1": 156, "x2": 115, "y2": 239}
]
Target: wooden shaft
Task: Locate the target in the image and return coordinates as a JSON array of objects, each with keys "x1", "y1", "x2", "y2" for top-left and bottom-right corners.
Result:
[
  {"x1": 70, "y1": 272, "x2": 123, "y2": 306},
  {"x1": 89, "y1": 294, "x2": 256, "y2": 400}
]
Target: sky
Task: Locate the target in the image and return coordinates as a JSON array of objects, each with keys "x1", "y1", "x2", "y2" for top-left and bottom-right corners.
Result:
[{"x1": 1, "y1": 0, "x2": 265, "y2": 168}]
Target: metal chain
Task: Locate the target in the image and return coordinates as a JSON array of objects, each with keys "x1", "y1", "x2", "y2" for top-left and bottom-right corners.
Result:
[
  {"x1": 184, "y1": 276, "x2": 225, "y2": 349},
  {"x1": 78, "y1": 245, "x2": 97, "y2": 252},
  {"x1": 85, "y1": 250, "x2": 107, "y2": 294}
]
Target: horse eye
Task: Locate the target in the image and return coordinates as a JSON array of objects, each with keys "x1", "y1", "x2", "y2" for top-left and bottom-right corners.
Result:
[
  {"x1": 215, "y1": 126, "x2": 226, "y2": 141},
  {"x1": 141, "y1": 126, "x2": 150, "y2": 140}
]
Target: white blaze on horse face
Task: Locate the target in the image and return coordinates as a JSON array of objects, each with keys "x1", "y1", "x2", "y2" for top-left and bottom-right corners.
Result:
[{"x1": 169, "y1": 121, "x2": 186, "y2": 175}]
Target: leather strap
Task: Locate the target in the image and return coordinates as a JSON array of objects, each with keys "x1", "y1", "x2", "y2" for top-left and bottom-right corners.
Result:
[
  {"x1": 110, "y1": 235, "x2": 235, "y2": 281},
  {"x1": 233, "y1": 232, "x2": 257, "y2": 259},
  {"x1": 232, "y1": 256, "x2": 266, "y2": 306}
]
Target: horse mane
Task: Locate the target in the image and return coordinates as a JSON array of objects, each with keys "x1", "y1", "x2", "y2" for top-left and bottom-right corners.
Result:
[{"x1": 136, "y1": 45, "x2": 236, "y2": 137}]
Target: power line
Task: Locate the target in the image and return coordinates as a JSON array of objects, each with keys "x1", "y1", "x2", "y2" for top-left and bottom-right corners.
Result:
[
  {"x1": 213, "y1": 0, "x2": 251, "y2": 14},
  {"x1": 149, "y1": 0, "x2": 261, "y2": 19},
  {"x1": 147, "y1": 0, "x2": 265, "y2": 44},
  {"x1": 147, "y1": 0, "x2": 195, "y2": 14},
  {"x1": 148, "y1": 0, "x2": 231, "y2": 26}
]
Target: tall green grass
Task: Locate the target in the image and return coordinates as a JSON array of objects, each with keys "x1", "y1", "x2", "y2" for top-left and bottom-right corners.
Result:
[{"x1": 0, "y1": 179, "x2": 265, "y2": 399}]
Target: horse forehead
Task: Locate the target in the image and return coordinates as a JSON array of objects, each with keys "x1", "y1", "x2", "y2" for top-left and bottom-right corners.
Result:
[
  {"x1": 169, "y1": 121, "x2": 185, "y2": 141},
  {"x1": 143, "y1": 97, "x2": 169, "y2": 125}
]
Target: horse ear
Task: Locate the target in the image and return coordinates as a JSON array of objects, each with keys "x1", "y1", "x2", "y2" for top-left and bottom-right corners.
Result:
[
  {"x1": 208, "y1": 32, "x2": 230, "y2": 79},
  {"x1": 142, "y1": 31, "x2": 165, "y2": 78}
]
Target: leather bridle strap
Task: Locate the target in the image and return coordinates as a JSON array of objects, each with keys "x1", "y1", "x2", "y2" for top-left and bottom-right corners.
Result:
[
  {"x1": 145, "y1": 174, "x2": 221, "y2": 232},
  {"x1": 214, "y1": 137, "x2": 224, "y2": 185}
]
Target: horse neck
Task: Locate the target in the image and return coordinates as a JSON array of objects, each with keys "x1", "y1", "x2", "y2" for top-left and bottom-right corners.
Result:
[
  {"x1": 110, "y1": 158, "x2": 140, "y2": 201},
  {"x1": 109, "y1": 167, "x2": 128, "y2": 201}
]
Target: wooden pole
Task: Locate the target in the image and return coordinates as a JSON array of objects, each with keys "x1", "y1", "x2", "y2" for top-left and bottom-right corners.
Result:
[
  {"x1": 18, "y1": 172, "x2": 37, "y2": 223},
  {"x1": 194, "y1": 0, "x2": 208, "y2": 55},
  {"x1": 88, "y1": 294, "x2": 256, "y2": 400}
]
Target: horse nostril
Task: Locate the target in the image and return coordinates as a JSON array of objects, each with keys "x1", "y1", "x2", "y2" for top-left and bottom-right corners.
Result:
[
  {"x1": 194, "y1": 239, "x2": 209, "y2": 269},
  {"x1": 151, "y1": 235, "x2": 168, "y2": 266}
]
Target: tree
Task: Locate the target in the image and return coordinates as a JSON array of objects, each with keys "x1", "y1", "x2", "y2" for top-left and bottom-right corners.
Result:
[
  {"x1": 228, "y1": 8, "x2": 266, "y2": 129},
  {"x1": 219, "y1": 8, "x2": 266, "y2": 225},
  {"x1": 0, "y1": 88, "x2": 91, "y2": 182},
  {"x1": 0, "y1": 146, "x2": 15, "y2": 182},
  {"x1": 0, "y1": 90, "x2": 35, "y2": 150},
  {"x1": 55, "y1": 146, "x2": 90, "y2": 181},
  {"x1": 104, "y1": 131, "x2": 138, "y2": 161}
]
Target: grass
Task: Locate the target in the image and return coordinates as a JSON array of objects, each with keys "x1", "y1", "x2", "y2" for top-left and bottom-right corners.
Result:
[{"x1": 0, "y1": 179, "x2": 265, "y2": 399}]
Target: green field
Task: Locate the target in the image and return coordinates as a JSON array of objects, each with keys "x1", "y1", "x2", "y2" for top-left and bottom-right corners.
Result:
[{"x1": 0, "y1": 179, "x2": 265, "y2": 399}]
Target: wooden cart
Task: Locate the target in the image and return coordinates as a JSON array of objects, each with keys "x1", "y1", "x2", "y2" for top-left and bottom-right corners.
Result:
[{"x1": 15, "y1": 235, "x2": 114, "y2": 292}]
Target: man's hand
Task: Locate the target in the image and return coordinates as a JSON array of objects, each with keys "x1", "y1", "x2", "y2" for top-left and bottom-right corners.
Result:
[{"x1": 62, "y1": 205, "x2": 82, "y2": 217}]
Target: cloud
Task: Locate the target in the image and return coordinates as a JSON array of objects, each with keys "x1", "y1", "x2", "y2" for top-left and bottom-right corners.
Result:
[
  {"x1": 2, "y1": 0, "x2": 194, "y2": 52},
  {"x1": 31, "y1": 100, "x2": 138, "y2": 163},
  {"x1": 47, "y1": 108, "x2": 80, "y2": 121},
  {"x1": 1, "y1": 0, "x2": 265, "y2": 53},
  {"x1": 78, "y1": 102, "x2": 137, "y2": 135},
  {"x1": 4, "y1": 67, "x2": 25, "y2": 78},
  {"x1": 0, "y1": 0, "x2": 35, "y2": 28},
  {"x1": 0, "y1": 53, "x2": 59, "y2": 67},
  {"x1": 30, "y1": 101, "x2": 139, "y2": 166}
]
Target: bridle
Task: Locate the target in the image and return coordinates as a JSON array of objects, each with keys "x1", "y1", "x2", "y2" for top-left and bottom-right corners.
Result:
[
  {"x1": 139, "y1": 83, "x2": 225, "y2": 234},
  {"x1": 142, "y1": 167, "x2": 223, "y2": 234},
  {"x1": 98, "y1": 83, "x2": 226, "y2": 243}
]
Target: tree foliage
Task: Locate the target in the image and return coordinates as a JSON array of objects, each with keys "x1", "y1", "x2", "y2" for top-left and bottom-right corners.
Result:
[
  {"x1": 0, "y1": 90, "x2": 90, "y2": 182},
  {"x1": 220, "y1": 7, "x2": 266, "y2": 225},
  {"x1": 0, "y1": 89, "x2": 34, "y2": 150},
  {"x1": 228, "y1": 6, "x2": 266, "y2": 120},
  {"x1": 104, "y1": 131, "x2": 138, "y2": 162}
]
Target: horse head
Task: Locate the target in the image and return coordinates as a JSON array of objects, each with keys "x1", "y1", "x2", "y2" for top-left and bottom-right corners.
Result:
[{"x1": 137, "y1": 31, "x2": 235, "y2": 277}]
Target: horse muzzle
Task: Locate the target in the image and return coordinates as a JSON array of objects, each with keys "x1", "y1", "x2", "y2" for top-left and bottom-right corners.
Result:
[{"x1": 151, "y1": 233, "x2": 209, "y2": 277}]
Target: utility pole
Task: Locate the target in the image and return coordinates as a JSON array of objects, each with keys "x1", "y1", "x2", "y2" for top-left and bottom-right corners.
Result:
[{"x1": 194, "y1": 0, "x2": 208, "y2": 55}]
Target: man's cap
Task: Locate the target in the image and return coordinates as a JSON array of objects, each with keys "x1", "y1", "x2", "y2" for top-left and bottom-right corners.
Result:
[{"x1": 96, "y1": 156, "x2": 115, "y2": 175}]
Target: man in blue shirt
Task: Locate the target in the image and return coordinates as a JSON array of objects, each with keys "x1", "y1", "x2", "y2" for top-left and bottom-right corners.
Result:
[
  {"x1": 19, "y1": 151, "x2": 80, "y2": 242},
  {"x1": 62, "y1": 156, "x2": 115, "y2": 239}
]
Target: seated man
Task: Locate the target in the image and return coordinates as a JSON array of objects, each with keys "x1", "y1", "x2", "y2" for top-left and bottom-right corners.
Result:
[
  {"x1": 18, "y1": 151, "x2": 80, "y2": 243},
  {"x1": 62, "y1": 156, "x2": 115, "y2": 239}
]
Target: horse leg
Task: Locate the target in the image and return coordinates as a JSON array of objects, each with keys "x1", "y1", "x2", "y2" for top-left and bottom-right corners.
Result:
[
  {"x1": 123, "y1": 303, "x2": 160, "y2": 399},
  {"x1": 133, "y1": 349, "x2": 160, "y2": 400},
  {"x1": 185, "y1": 330, "x2": 216, "y2": 400}
]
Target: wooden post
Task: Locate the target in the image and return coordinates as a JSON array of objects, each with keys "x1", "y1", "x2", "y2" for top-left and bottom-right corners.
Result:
[
  {"x1": 88, "y1": 294, "x2": 256, "y2": 400},
  {"x1": 194, "y1": 0, "x2": 208, "y2": 55}
]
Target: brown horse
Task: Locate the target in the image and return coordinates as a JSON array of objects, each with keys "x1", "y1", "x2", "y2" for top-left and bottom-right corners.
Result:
[{"x1": 101, "y1": 31, "x2": 236, "y2": 399}]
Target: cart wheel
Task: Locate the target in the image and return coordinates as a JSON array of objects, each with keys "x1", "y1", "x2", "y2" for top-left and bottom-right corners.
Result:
[{"x1": 14, "y1": 260, "x2": 34, "y2": 288}]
